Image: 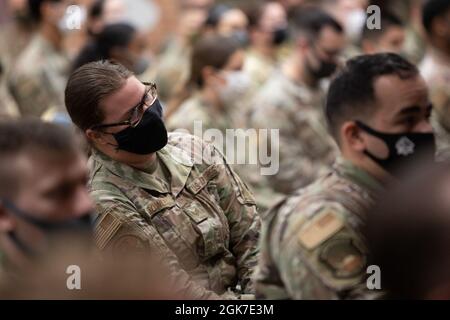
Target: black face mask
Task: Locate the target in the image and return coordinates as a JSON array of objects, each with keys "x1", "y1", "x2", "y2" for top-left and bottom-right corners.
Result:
[
  {"x1": 356, "y1": 121, "x2": 436, "y2": 176},
  {"x1": 2, "y1": 199, "x2": 93, "y2": 255},
  {"x1": 112, "y1": 99, "x2": 168, "y2": 155},
  {"x1": 306, "y1": 53, "x2": 337, "y2": 79},
  {"x1": 272, "y1": 27, "x2": 289, "y2": 45}
]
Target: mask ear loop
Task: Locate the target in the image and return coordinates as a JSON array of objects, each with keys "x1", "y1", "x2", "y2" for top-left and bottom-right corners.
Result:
[{"x1": 97, "y1": 130, "x2": 121, "y2": 152}]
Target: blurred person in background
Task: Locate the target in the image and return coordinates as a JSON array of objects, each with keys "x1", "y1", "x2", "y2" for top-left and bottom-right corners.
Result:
[
  {"x1": 0, "y1": 0, "x2": 34, "y2": 71},
  {"x1": 419, "y1": 0, "x2": 450, "y2": 161},
  {"x1": 65, "y1": 60, "x2": 260, "y2": 300},
  {"x1": 149, "y1": 0, "x2": 214, "y2": 106},
  {"x1": 364, "y1": 162, "x2": 450, "y2": 299},
  {"x1": 167, "y1": 35, "x2": 246, "y2": 139},
  {"x1": 73, "y1": 22, "x2": 150, "y2": 75},
  {"x1": 204, "y1": 3, "x2": 249, "y2": 45},
  {"x1": 320, "y1": 0, "x2": 368, "y2": 59},
  {"x1": 0, "y1": 119, "x2": 94, "y2": 276},
  {"x1": 360, "y1": 11, "x2": 406, "y2": 55},
  {"x1": 8, "y1": 0, "x2": 71, "y2": 122},
  {"x1": 242, "y1": 1, "x2": 289, "y2": 102},
  {"x1": 255, "y1": 53, "x2": 435, "y2": 299},
  {"x1": 86, "y1": 0, "x2": 125, "y2": 36},
  {"x1": 166, "y1": 33, "x2": 283, "y2": 211},
  {"x1": 371, "y1": 0, "x2": 426, "y2": 65},
  {"x1": 249, "y1": 6, "x2": 344, "y2": 196}
]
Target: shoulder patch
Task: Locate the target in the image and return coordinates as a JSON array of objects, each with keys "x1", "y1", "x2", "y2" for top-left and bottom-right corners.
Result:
[
  {"x1": 113, "y1": 235, "x2": 148, "y2": 256},
  {"x1": 319, "y1": 238, "x2": 366, "y2": 278},
  {"x1": 94, "y1": 213, "x2": 123, "y2": 250},
  {"x1": 298, "y1": 210, "x2": 343, "y2": 250}
]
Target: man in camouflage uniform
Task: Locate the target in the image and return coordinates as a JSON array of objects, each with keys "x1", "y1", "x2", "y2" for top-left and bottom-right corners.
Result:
[
  {"x1": 65, "y1": 61, "x2": 260, "y2": 300},
  {"x1": 255, "y1": 53, "x2": 436, "y2": 299},
  {"x1": 0, "y1": 119, "x2": 93, "y2": 275},
  {"x1": 249, "y1": 7, "x2": 344, "y2": 195},
  {"x1": 419, "y1": 0, "x2": 450, "y2": 161},
  {"x1": 8, "y1": 0, "x2": 70, "y2": 119}
]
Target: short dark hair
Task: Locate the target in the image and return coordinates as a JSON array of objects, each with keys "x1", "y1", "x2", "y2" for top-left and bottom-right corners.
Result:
[
  {"x1": 290, "y1": 6, "x2": 343, "y2": 41},
  {"x1": 65, "y1": 60, "x2": 133, "y2": 131},
  {"x1": 28, "y1": 0, "x2": 62, "y2": 22},
  {"x1": 325, "y1": 53, "x2": 419, "y2": 139},
  {"x1": 422, "y1": 0, "x2": 450, "y2": 36},
  {"x1": 361, "y1": 11, "x2": 404, "y2": 43},
  {"x1": 0, "y1": 118, "x2": 83, "y2": 199},
  {"x1": 73, "y1": 23, "x2": 136, "y2": 71},
  {"x1": 243, "y1": 0, "x2": 270, "y2": 28},
  {"x1": 189, "y1": 35, "x2": 239, "y2": 87}
]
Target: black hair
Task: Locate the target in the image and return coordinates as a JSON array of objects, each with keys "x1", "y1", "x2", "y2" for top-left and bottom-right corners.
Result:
[
  {"x1": 89, "y1": 0, "x2": 105, "y2": 19},
  {"x1": 72, "y1": 23, "x2": 136, "y2": 71},
  {"x1": 361, "y1": 10, "x2": 404, "y2": 42},
  {"x1": 28, "y1": 0, "x2": 62, "y2": 23},
  {"x1": 422, "y1": 0, "x2": 450, "y2": 36},
  {"x1": 290, "y1": 6, "x2": 343, "y2": 41},
  {"x1": 325, "y1": 53, "x2": 418, "y2": 139},
  {"x1": 205, "y1": 4, "x2": 231, "y2": 27},
  {"x1": 189, "y1": 34, "x2": 240, "y2": 87}
]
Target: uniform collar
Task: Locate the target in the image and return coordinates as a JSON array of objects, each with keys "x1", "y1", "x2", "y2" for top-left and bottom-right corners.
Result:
[
  {"x1": 91, "y1": 144, "x2": 193, "y2": 197},
  {"x1": 333, "y1": 157, "x2": 384, "y2": 195}
]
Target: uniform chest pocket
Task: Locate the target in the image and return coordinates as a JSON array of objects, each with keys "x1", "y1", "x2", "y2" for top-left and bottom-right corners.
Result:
[
  {"x1": 184, "y1": 164, "x2": 230, "y2": 260},
  {"x1": 182, "y1": 201, "x2": 227, "y2": 261}
]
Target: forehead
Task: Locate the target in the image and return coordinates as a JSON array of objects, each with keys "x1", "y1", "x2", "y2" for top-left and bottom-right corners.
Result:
[
  {"x1": 18, "y1": 151, "x2": 87, "y2": 193},
  {"x1": 99, "y1": 76, "x2": 145, "y2": 121},
  {"x1": 317, "y1": 26, "x2": 345, "y2": 50},
  {"x1": 221, "y1": 9, "x2": 248, "y2": 27},
  {"x1": 373, "y1": 74, "x2": 429, "y2": 115},
  {"x1": 261, "y1": 2, "x2": 286, "y2": 25}
]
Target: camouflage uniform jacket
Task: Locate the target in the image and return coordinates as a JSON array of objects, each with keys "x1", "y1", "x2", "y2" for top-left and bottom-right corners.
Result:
[
  {"x1": 8, "y1": 34, "x2": 69, "y2": 117},
  {"x1": 254, "y1": 157, "x2": 383, "y2": 299},
  {"x1": 420, "y1": 49, "x2": 450, "y2": 161},
  {"x1": 249, "y1": 70, "x2": 338, "y2": 195},
  {"x1": 89, "y1": 132, "x2": 260, "y2": 299}
]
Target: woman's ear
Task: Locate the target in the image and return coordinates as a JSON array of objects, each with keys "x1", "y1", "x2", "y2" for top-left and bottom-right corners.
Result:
[
  {"x1": 341, "y1": 121, "x2": 366, "y2": 152},
  {"x1": 86, "y1": 129, "x2": 109, "y2": 146}
]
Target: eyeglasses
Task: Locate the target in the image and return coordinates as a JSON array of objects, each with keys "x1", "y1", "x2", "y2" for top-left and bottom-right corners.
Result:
[{"x1": 91, "y1": 82, "x2": 157, "y2": 130}]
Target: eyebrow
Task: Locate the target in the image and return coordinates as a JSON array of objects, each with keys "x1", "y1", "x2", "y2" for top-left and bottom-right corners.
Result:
[
  {"x1": 396, "y1": 104, "x2": 432, "y2": 117},
  {"x1": 122, "y1": 86, "x2": 150, "y2": 119}
]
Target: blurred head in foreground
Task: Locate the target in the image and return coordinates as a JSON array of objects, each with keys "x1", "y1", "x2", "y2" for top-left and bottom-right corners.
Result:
[
  {"x1": 364, "y1": 162, "x2": 450, "y2": 299},
  {"x1": 0, "y1": 119, "x2": 94, "y2": 267}
]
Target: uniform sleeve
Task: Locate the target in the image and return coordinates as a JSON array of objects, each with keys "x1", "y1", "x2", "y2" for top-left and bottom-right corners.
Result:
[
  {"x1": 250, "y1": 100, "x2": 336, "y2": 194},
  {"x1": 275, "y1": 205, "x2": 369, "y2": 300},
  {"x1": 8, "y1": 70, "x2": 63, "y2": 117},
  {"x1": 94, "y1": 201, "x2": 223, "y2": 300},
  {"x1": 204, "y1": 143, "x2": 261, "y2": 294}
]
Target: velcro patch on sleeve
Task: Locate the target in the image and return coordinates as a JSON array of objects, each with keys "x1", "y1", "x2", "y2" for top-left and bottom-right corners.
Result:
[{"x1": 298, "y1": 210, "x2": 344, "y2": 250}]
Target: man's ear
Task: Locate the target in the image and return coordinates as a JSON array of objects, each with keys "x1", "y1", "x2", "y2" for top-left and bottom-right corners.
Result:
[
  {"x1": 86, "y1": 129, "x2": 109, "y2": 146},
  {"x1": 341, "y1": 121, "x2": 366, "y2": 152},
  {"x1": 0, "y1": 203, "x2": 14, "y2": 232},
  {"x1": 433, "y1": 16, "x2": 448, "y2": 38}
]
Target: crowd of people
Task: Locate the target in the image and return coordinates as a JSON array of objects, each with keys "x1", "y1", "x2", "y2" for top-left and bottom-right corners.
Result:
[{"x1": 0, "y1": 0, "x2": 449, "y2": 300}]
